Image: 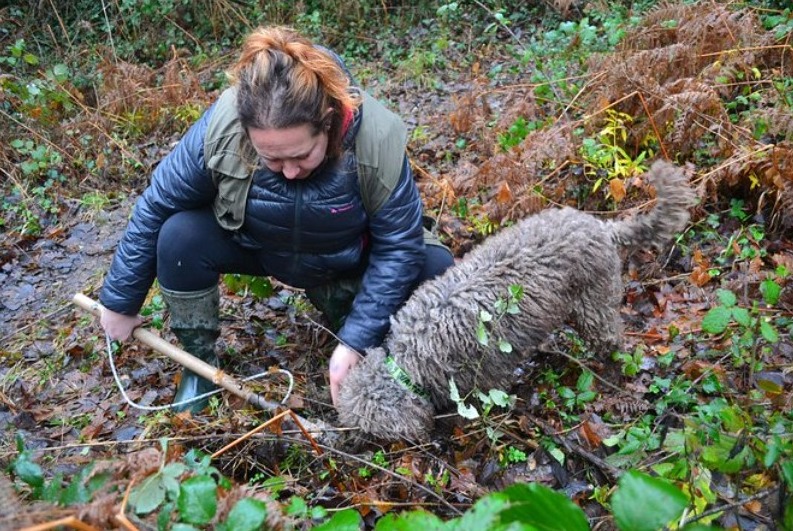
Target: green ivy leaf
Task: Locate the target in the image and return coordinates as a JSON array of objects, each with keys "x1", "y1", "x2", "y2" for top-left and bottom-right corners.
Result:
[
  {"x1": 701, "y1": 306, "x2": 731, "y2": 334},
  {"x1": 217, "y1": 498, "x2": 268, "y2": 531},
  {"x1": 612, "y1": 470, "x2": 688, "y2": 531},
  {"x1": 130, "y1": 474, "x2": 166, "y2": 515},
  {"x1": 177, "y1": 475, "x2": 217, "y2": 525},
  {"x1": 498, "y1": 482, "x2": 589, "y2": 531},
  {"x1": 449, "y1": 492, "x2": 509, "y2": 530},
  {"x1": 314, "y1": 508, "x2": 362, "y2": 531}
]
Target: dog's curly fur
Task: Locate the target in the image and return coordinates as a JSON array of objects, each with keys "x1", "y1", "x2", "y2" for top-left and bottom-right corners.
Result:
[{"x1": 337, "y1": 160, "x2": 696, "y2": 442}]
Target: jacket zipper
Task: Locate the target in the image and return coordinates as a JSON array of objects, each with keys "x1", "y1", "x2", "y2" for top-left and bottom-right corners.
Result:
[{"x1": 290, "y1": 181, "x2": 303, "y2": 278}]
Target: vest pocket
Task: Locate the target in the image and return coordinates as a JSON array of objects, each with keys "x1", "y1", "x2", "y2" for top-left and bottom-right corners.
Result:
[{"x1": 211, "y1": 168, "x2": 252, "y2": 231}]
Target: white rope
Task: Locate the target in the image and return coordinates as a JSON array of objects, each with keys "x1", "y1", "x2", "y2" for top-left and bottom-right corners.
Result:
[{"x1": 105, "y1": 334, "x2": 294, "y2": 412}]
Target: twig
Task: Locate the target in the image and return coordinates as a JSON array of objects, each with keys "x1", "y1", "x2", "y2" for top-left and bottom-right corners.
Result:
[
  {"x1": 113, "y1": 479, "x2": 139, "y2": 531},
  {"x1": 636, "y1": 91, "x2": 669, "y2": 160},
  {"x1": 679, "y1": 487, "x2": 776, "y2": 526},
  {"x1": 538, "y1": 344, "x2": 630, "y2": 397},
  {"x1": 524, "y1": 413, "x2": 624, "y2": 481},
  {"x1": 99, "y1": 0, "x2": 118, "y2": 63},
  {"x1": 694, "y1": 144, "x2": 775, "y2": 184},
  {"x1": 276, "y1": 436, "x2": 464, "y2": 516},
  {"x1": 211, "y1": 410, "x2": 293, "y2": 459},
  {"x1": 19, "y1": 516, "x2": 100, "y2": 531},
  {"x1": 557, "y1": 71, "x2": 607, "y2": 123},
  {"x1": 45, "y1": 0, "x2": 73, "y2": 53}
]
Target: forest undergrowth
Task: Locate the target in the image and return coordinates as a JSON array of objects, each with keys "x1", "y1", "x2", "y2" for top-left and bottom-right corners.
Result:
[{"x1": 1, "y1": 0, "x2": 792, "y2": 529}]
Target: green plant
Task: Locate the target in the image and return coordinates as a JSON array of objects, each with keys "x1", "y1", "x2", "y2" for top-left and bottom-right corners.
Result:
[
  {"x1": 496, "y1": 117, "x2": 547, "y2": 151},
  {"x1": 500, "y1": 445, "x2": 528, "y2": 467},
  {"x1": 140, "y1": 293, "x2": 166, "y2": 330},
  {"x1": 0, "y1": 39, "x2": 73, "y2": 124},
  {"x1": 223, "y1": 274, "x2": 273, "y2": 299},
  {"x1": 10, "y1": 433, "x2": 112, "y2": 505},
  {"x1": 580, "y1": 110, "x2": 649, "y2": 200},
  {"x1": 613, "y1": 346, "x2": 645, "y2": 377},
  {"x1": 701, "y1": 288, "x2": 780, "y2": 371},
  {"x1": 558, "y1": 370, "x2": 597, "y2": 412},
  {"x1": 449, "y1": 379, "x2": 515, "y2": 421},
  {"x1": 476, "y1": 284, "x2": 524, "y2": 353}
]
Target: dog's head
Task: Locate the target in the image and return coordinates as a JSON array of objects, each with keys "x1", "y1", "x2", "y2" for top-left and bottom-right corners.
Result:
[{"x1": 336, "y1": 347, "x2": 435, "y2": 442}]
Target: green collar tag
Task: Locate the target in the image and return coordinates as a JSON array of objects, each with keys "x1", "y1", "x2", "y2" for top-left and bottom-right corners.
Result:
[{"x1": 385, "y1": 355, "x2": 429, "y2": 399}]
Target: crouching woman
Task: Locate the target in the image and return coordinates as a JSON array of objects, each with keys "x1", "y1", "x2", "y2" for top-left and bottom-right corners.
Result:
[{"x1": 98, "y1": 26, "x2": 453, "y2": 412}]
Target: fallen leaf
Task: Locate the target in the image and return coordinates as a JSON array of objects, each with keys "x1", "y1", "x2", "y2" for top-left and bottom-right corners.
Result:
[
  {"x1": 495, "y1": 181, "x2": 513, "y2": 204},
  {"x1": 610, "y1": 178, "x2": 626, "y2": 203}
]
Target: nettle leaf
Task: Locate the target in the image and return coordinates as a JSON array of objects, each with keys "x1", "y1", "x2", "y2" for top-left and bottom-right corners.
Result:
[
  {"x1": 716, "y1": 289, "x2": 737, "y2": 307},
  {"x1": 177, "y1": 475, "x2": 217, "y2": 525},
  {"x1": 731, "y1": 307, "x2": 751, "y2": 327},
  {"x1": 760, "y1": 320, "x2": 779, "y2": 343},
  {"x1": 760, "y1": 279, "x2": 782, "y2": 305},
  {"x1": 612, "y1": 470, "x2": 687, "y2": 531},
  {"x1": 498, "y1": 482, "x2": 589, "y2": 531},
  {"x1": 701, "y1": 306, "x2": 731, "y2": 334},
  {"x1": 217, "y1": 498, "x2": 268, "y2": 531},
  {"x1": 313, "y1": 508, "x2": 362, "y2": 531}
]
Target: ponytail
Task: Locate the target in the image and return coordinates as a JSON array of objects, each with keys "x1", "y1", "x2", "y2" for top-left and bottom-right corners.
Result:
[{"x1": 228, "y1": 26, "x2": 361, "y2": 160}]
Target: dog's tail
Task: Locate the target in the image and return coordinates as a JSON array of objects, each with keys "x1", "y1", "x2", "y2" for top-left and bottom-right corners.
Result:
[{"x1": 609, "y1": 160, "x2": 696, "y2": 251}]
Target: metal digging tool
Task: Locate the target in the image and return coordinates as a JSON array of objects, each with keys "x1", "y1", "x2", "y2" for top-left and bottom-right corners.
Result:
[{"x1": 72, "y1": 293, "x2": 336, "y2": 445}]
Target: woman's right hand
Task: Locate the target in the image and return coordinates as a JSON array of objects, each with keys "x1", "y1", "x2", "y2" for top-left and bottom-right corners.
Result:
[{"x1": 100, "y1": 308, "x2": 143, "y2": 341}]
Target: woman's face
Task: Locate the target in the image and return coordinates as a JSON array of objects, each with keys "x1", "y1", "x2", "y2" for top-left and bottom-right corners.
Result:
[{"x1": 248, "y1": 124, "x2": 329, "y2": 180}]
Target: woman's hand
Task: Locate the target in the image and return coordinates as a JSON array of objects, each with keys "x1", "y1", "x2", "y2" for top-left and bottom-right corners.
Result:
[
  {"x1": 100, "y1": 307, "x2": 143, "y2": 341},
  {"x1": 329, "y1": 343, "x2": 362, "y2": 407}
]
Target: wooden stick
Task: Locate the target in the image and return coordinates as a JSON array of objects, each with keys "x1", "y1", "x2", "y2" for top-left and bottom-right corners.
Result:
[
  {"x1": 19, "y1": 516, "x2": 100, "y2": 531},
  {"x1": 72, "y1": 293, "x2": 336, "y2": 444}
]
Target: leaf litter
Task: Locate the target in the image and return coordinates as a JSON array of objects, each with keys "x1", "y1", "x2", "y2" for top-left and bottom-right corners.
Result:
[{"x1": 1, "y1": 2, "x2": 793, "y2": 529}]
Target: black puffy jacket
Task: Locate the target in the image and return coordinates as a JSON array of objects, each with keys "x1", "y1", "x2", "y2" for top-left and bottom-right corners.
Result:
[{"x1": 99, "y1": 94, "x2": 426, "y2": 352}]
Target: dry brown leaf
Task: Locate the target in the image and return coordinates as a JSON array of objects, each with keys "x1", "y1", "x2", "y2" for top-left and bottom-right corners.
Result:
[
  {"x1": 579, "y1": 420, "x2": 604, "y2": 448},
  {"x1": 610, "y1": 178, "x2": 626, "y2": 203},
  {"x1": 495, "y1": 181, "x2": 513, "y2": 204},
  {"x1": 690, "y1": 266, "x2": 712, "y2": 287}
]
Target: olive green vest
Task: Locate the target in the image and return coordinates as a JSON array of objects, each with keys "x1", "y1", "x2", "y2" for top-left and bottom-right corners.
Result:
[
  {"x1": 203, "y1": 87, "x2": 408, "y2": 231},
  {"x1": 202, "y1": 87, "x2": 444, "y2": 248}
]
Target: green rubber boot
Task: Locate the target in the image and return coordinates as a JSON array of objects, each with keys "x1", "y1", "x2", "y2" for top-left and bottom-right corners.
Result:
[
  {"x1": 161, "y1": 285, "x2": 220, "y2": 413},
  {"x1": 305, "y1": 277, "x2": 361, "y2": 332}
]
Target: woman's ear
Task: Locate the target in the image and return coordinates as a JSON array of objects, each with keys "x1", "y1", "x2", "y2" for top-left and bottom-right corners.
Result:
[{"x1": 322, "y1": 107, "x2": 335, "y2": 130}]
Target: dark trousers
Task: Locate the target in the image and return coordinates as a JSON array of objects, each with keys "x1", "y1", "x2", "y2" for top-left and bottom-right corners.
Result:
[{"x1": 156, "y1": 208, "x2": 454, "y2": 324}]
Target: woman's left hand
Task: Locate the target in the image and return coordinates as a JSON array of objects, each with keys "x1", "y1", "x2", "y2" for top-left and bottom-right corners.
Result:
[{"x1": 329, "y1": 343, "x2": 361, "y2": 407}]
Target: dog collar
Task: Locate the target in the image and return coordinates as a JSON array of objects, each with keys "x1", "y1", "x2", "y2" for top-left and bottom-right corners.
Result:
[{"x1": 385, "y1": 355, "x2": 429, "y2": 400}]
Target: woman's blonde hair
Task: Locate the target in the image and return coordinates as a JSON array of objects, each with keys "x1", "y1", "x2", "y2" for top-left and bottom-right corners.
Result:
[{"x1": 228, "y1": 26, "x2": 361, "y2": 160}]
